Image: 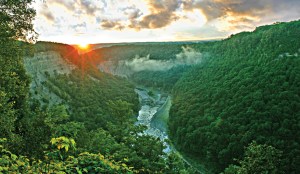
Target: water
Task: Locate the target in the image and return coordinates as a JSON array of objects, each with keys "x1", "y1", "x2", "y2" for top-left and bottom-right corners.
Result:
[
  {"x1": 134, "y1": 88, "x2": 171, "y2": 153},
  {"x1": 134, "y1": 88, "x2": 204, "y2": 173}
]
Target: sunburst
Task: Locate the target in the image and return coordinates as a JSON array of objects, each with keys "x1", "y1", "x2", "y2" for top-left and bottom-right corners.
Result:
[{"x1": 78, "y1": 43, "x2": 89, "y2": 49}]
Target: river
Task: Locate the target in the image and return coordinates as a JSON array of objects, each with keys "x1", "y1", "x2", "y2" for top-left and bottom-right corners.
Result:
[
  {"x1": 134, "y1": 88, "x2": 172, "y2": 153},
  {"x1": 135, "y1": 88, "x2": 205, "y2": 174}
]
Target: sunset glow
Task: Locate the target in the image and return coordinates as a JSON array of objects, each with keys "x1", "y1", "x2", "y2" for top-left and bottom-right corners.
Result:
[
  {"x1": 78, "y1": 43, "x2": 89, "y2": 49},
  {"x1": 32, "y1": 0, "x2": 300, "y2": 44}
]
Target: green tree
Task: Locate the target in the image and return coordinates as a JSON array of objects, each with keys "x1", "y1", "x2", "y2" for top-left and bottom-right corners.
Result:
[
  {"x1": 224, "y1": 142, "x2": 283, "y2": 174},
  {"x1": 0, "y1": 0, "x2": 37, "y2": 149},
  {"x1": 0, "y1": 0, "x2": 37, "y2": 42}
]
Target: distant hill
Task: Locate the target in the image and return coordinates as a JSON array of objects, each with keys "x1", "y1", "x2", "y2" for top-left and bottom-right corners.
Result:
[
  {"x1": 113, "y1": 20, "x2": 300, "y2": 173},
  {"x1": 21, "y1": 20, "x2": 300, "y2": 173},
  {"x1": 169, "y1": 20, "x2": 300, "y2": 173}
]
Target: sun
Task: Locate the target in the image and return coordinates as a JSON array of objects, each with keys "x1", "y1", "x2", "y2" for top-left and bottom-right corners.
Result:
[{"x1": 78, "y1": 43, "x2": 89, "y2": 49}]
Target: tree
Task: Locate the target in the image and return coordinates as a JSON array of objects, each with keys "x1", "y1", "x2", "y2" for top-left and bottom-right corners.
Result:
[
  {"x1": 0, "y1": 0, "x2": 37, "y2": 42},
  {"x1": 0, "y1": 0, "x2": 37, "y2": 151},
  {"x1": 224, "y1": 142, "x2": 283, "y2": 174},
  {"x1": 106, "y1": 99, "x2": 134, "y2": 125}
]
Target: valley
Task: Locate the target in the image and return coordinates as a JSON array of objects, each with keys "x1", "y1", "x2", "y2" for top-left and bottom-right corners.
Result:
[
  {"x1": 1, "y1": 2, "x2": 299, "y2": 173},
  {"x1": 20, "y1": 20, "x2": 300, "y2": 173}
]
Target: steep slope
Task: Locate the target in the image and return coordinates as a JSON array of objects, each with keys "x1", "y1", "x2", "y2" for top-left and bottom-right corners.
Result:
[
  {"x1": 169, "y1": 20, "x2": 300, "y2": 173},
  {"x1": 24, "y1": 51, "x2": 75, "y2": 106},
  {"x1": 21, "y1": 42, "x2": 190, "y2": 173},
  {"x1": 23, "y1": 42, "x2": 139, "y2": 128}
]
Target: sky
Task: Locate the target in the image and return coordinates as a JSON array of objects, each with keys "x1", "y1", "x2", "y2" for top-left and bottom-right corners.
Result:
[{"x1": 33, "y1": 0, "x2": 300, "y2": 44}]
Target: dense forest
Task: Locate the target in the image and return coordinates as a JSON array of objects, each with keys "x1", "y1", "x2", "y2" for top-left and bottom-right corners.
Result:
[
  {"x1": 0, "y1": 1, "x2": 194, "y2": 173},
  {"x1": 1, "y1": 1, "x2": 300, "y2": 174},
  {"x1": 102, "y1": 20, "x2": 300, "y2": 173},
  {"x1": 84, "y1": 43, "x2": 184, "y2": 63},
  {"x1": 169, "y1": 21, "x2": 300, "y2": 173}
]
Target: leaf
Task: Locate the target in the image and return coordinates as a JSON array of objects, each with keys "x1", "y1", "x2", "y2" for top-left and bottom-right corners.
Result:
[
  {"x1": 65, "y1": 145, "x2": 69, "y2": 152},
  {"x1": 11, "y1": 154, "x2": 17, "y2": 160},
  {"x1": 76, "y1": 167, "x2": 82, "y2": 174},
  {"x1": 57, "y1": 144, "x2": 62, "y2": 150}
]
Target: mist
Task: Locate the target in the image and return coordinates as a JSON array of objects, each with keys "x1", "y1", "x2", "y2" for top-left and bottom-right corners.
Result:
[{"x1": 123, "y1": 46, "x2": 203, "y2": 72}]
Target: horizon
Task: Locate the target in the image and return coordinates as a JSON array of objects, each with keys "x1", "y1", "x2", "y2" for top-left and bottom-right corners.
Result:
[
  {"x1": 39, "y1": 36, "x2": 224, "y2": 45},
  {"x1": 33, "y1": 0, "x2": 300, "y2": 44}
]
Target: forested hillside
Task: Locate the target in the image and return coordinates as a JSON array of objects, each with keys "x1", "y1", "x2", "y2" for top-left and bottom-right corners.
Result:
[
  {"x1": 2, "y1": 1, "x2": 299, "y2": 173},
  {"x1": 84, "y1": 43, "x2": 184, "y2": 63},
  {"x1": 0, "y1": 1, "x2": 193, "y2": 173},
  {"x1": 3, "y1": 35, "x2": 194, "y2": 174},
  {"x1": 76, "y1": 20, "x2": 300, "y2": 173},
  {"x1": 169, "y1": 20, "x2": 300, "y2": 173}
]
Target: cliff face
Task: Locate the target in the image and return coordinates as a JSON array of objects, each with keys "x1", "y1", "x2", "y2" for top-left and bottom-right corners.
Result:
[
  {"x1": 24, "y1": 51, "x2": 75, "y2": 106},
  {"x1": 24, "y1": 51, "x2": 75, "y2": 74},
  {"x1": 97, "y1": 60, "x2": 134, "y2": 77}
]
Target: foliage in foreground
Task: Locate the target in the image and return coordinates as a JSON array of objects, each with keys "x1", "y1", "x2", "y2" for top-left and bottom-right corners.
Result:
[
  {"x1": 0, "y1": 1, "x2": 194, "y2": 173},
  {"x1": 0, "y1": 137, "x2": 133, "y2": 174},
  {"x1": 224, "y1": 142, "x2": 283, "y2": 174}
]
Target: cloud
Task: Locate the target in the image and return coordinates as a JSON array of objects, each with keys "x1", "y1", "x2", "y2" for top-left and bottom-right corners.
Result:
[
  {"x1": 49, "y1": 0, "x2": 104, "y2": 16},
  {"x1": 78, "y1": 0, "x2": 103, "y2": 16},
  {"x1": 70, "y1": 22, "x2": 87, "y2": 32},
  {"x1": 123, "y1": 6, "x2": 143, "y2": 20},
  {"x1": 34, "y1": 0, "x2": 300, "y2": 43},
  {"x1": 182, "y1": 0, "x2": 300, "y2": 31},
  {"x1": 39, "y1": 0, "x2": 300, "y2": 33},
  {"x1": 51, "y1": 0, "x2": 76, "y2": 12},
  {"x1": 124, "y1": 55, "x2": 174, "y2": 71},
  {"x1": 175, "y1": 46, "x2": 203, "y2": 65},
  {"x1": 39, "y1": 3, "x2": 55, "y2": 23},
  {"x1": 122, "y1": 46, "x2": 203, "y2": 72},
  {"x1": 101, "y1": 20, "x2": 125, "y2": 30},
  {"x1": 101, "y1": 0, "x2": 182, "y2": 30},
  {"x1": 183, "y1": 0, "x2": 267, "y2": 20},
  {"x1": 129, "y1": 0, "x2": 181, "y2": 29}
]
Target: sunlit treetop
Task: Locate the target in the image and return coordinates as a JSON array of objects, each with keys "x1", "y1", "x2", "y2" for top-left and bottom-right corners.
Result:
[{"x1": 0, "y1": 0, "x2": 37, "y2": 42}]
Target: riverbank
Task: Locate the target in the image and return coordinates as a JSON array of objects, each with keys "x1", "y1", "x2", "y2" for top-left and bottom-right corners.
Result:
[
  {"x1": 151, "y1": 96, "x2": 171, "y2": 133},
  {"x1": 134, "y1": 88, "x2": 171, "y2": 153},
  {"x1": 135, "y1": 87, "x2": 209, "y2": 174}
]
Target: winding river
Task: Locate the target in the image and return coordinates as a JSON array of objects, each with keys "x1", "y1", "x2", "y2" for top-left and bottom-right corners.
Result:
[
  {"x1": 135, "y1": 88, "x2": 205, "y2": 174},
  {"x1": 134, "y1": 88, "x2": 172, "y2": 153}
]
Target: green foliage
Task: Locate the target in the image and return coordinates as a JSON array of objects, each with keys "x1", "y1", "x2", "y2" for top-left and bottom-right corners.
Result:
[
  {"x1": 24, "y1": 44, "x2": 191, "y2": 172},
  {"x1": 0, "y1": 2, "x2": 189, "y2": 173},
  {"x1": 147, "y1": 90, "x2": 154, "y2": 96},
  {"x1": 50, "y1": 136, "x2": 76, "y2": 152},
  {"x1": 0, "y1": 0, "x2": 35, "y2": 154},
  {"x1": 223, "y1": 142, "x2": 283, "y2": 174},
  {"x1": 43, "y1": 69, "x2": 139, "y2": 130},
  {"x1": 0, "y1": 138, "x2": 31, "y2": 173},
  {"x1": 106, "y1": 99, "x2": 135, "y2": 126},
  {"x1": 121, "y1": 21, "x2": 300, "y2": 173},
  {"x1": 4, "y1": 1, "x2": 297, "y2": 173},
  {"x1": 45, "y1": 105, "x2": 69, "y2": 129},
  {"x1": 64, "y1": 152, "x2": 134, "y2": 174},
  {"x1": 0, "y1": 0, "x2": 37, "y2": 42},
  {"x1": 0, "y1": 40, "x2": 30, "y2": 139},
  {"x1": 131, "y1": 65, "x2": 190, "y2": 92},
  {"x1": 0, "y1": 137, "x2": 133, "y2": 174},
  {"x1": 84, "y1": 43, "x2": 187, "y2": 63},
  {"x1": 169, "y1": 20, "x2": 300, "y2": 173}
]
